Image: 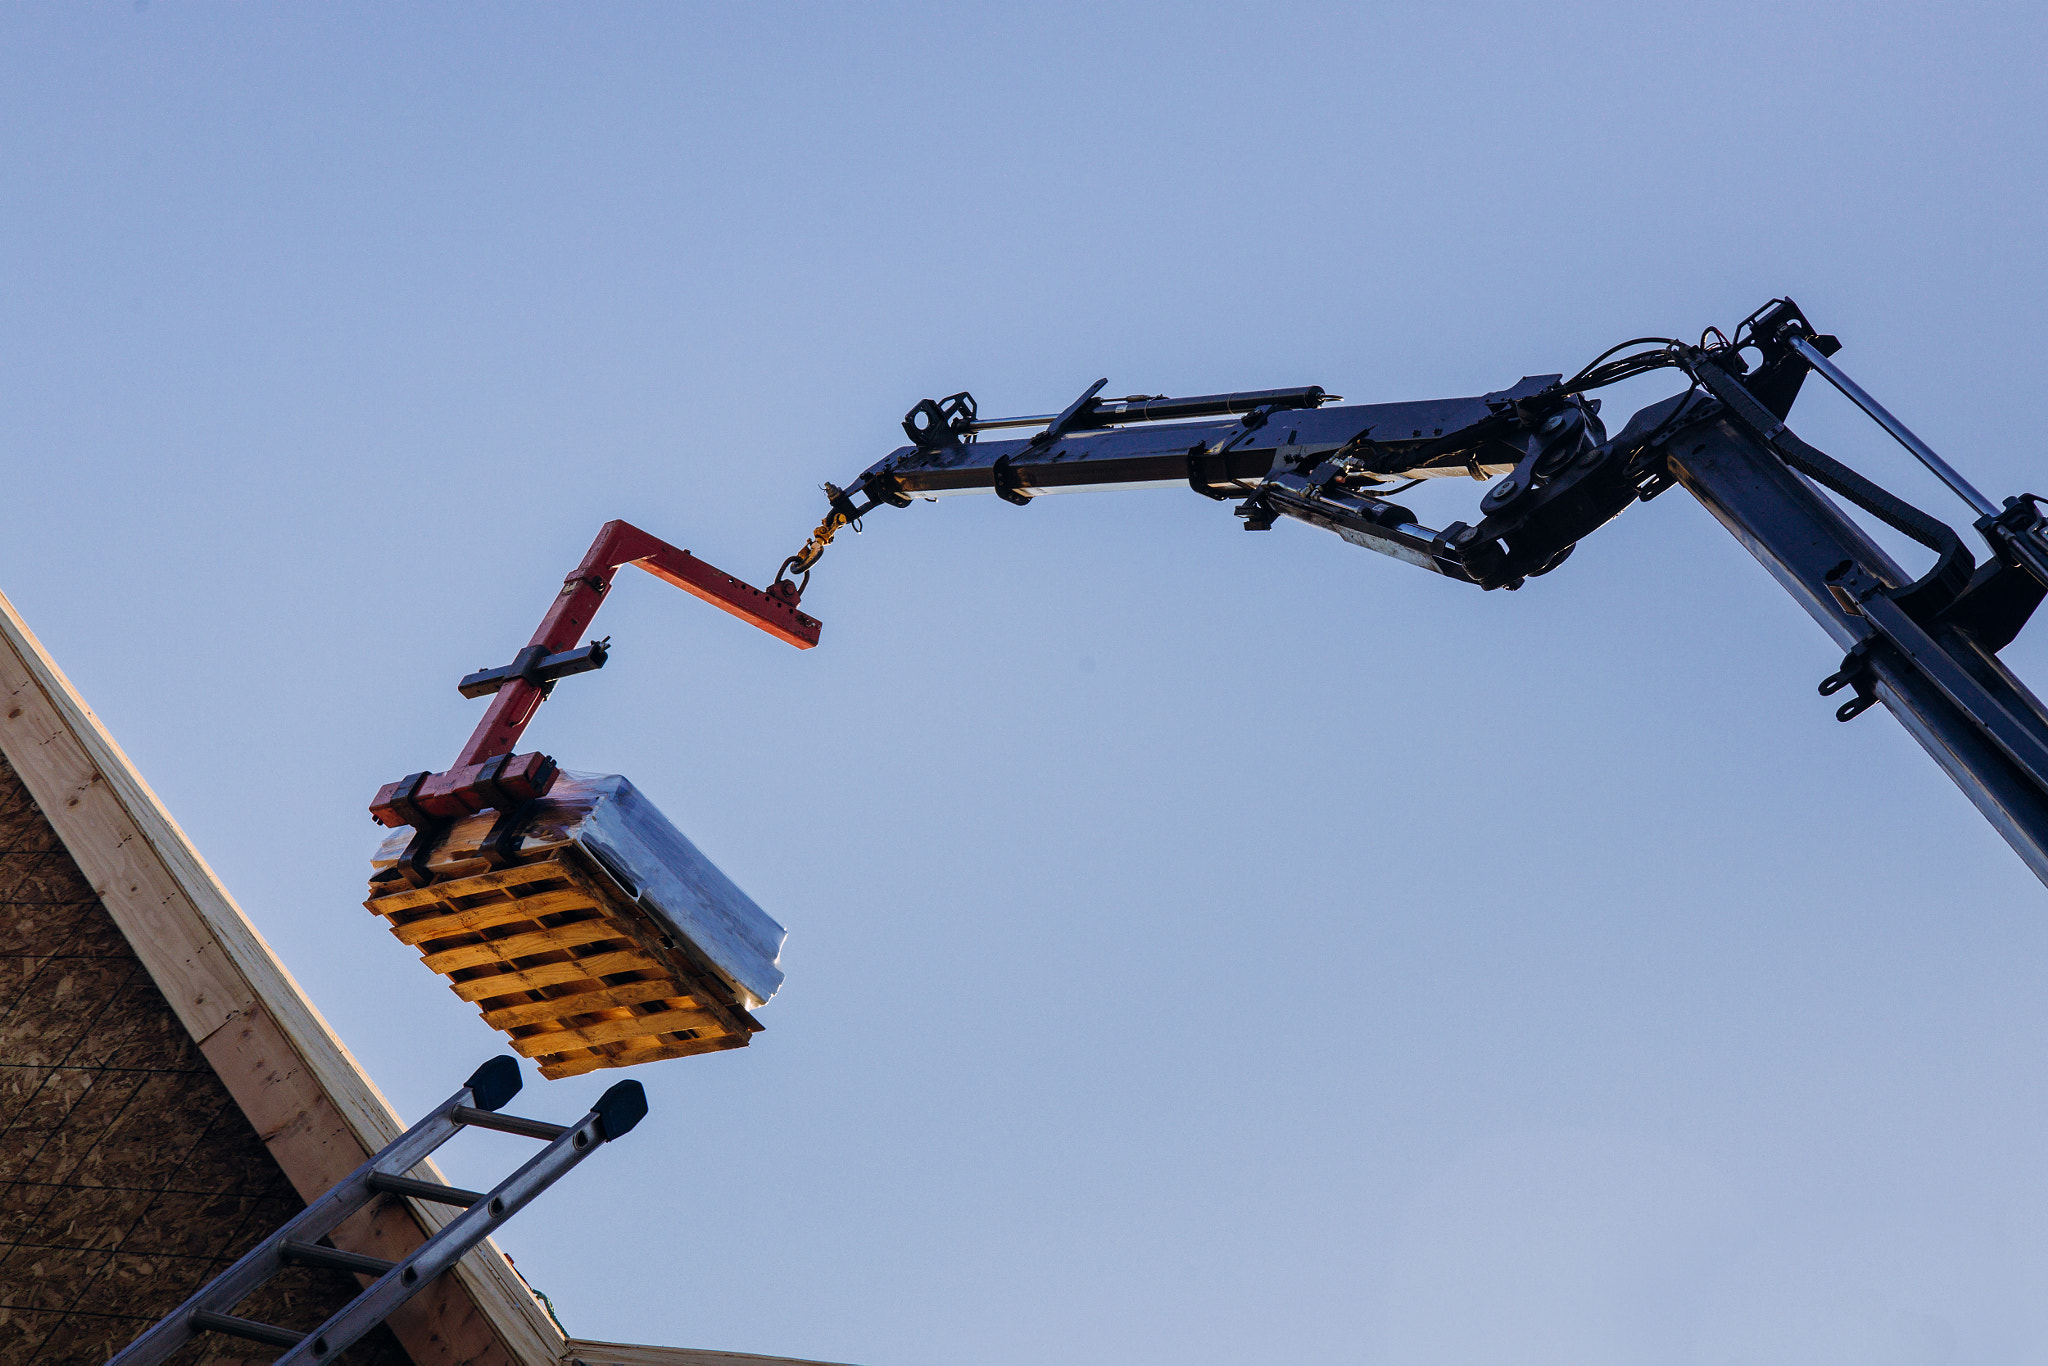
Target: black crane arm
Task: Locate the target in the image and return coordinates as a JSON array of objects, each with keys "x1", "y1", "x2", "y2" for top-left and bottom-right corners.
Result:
[
  {"x1": 776, "y1": 298, "x2": 2048, "y2": 888},
  {"x1": 809, "y1": 372, "x2": 1575, "y2": 582}
]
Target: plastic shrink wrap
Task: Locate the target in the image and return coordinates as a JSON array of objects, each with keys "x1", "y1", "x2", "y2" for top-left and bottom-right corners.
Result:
[{"x1": 371, "y1": 772, "x2": 785, "y2": 1009}]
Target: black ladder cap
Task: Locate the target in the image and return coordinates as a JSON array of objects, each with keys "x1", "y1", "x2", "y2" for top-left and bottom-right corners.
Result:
[
  {"x1": 464, "y1": 1056, "x2": 523, "y2": 1113},
  {"x1": 593, "y1": 1079, "x2": 647, "y2": 1141}
]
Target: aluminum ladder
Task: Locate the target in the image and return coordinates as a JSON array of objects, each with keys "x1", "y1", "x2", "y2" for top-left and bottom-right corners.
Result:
[{"x1": 108, "y1": 1054, "x2": 646, "y2": 1365}]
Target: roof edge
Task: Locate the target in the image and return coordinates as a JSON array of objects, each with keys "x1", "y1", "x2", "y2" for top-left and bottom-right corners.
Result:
[
  {"x1": 0, "y1": 587, "x2": 566, "y2": 1366},
  {"x1": 562, "y1": 1341, "x2": 863, "y2": 1366}
]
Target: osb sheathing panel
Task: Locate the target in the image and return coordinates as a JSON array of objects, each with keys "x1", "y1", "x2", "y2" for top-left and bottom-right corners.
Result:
[
  {"x1": 0, "y1": 591, "x2": 564, "y2": 1366},
  {"x1": 0, "y1": 755, "x2": 410, "y2": 1364}
]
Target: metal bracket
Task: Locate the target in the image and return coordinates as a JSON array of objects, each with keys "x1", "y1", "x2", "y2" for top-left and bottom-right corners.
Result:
[
  {"x1": 459, "y1": 638, "x2": 610, "y2": 700},
  {"x1": 478, "y1": 799, "x2": 539, "y2": 868},
  {"x1": 1818, "y1": 639, "x2": 1880, "y2": 722},
  {"x1": 372, "y1": 520, "x2": 819, "y2": 834},
  {"x1": 381, "y1": 771, "x2": 431, "y2": 828},
  {"x1": 902, "y1": 392, "x2": 978, "y2": 450},
  {"x1": 395, "y1": 820, "x2": 444, "y2": 889},
  {"x1": 1024, "y1": 378, "x2": 1110, "y2": 453},
  {"x1": 1234, "y1": 403, "x2": 1275, "y2": 436},
  {"x1": 991, "y1": 455, "x2": 1033, "y2": 506},
  {"x1": 1234, "y1": 496, "x2": 1277, "y2": 531}
]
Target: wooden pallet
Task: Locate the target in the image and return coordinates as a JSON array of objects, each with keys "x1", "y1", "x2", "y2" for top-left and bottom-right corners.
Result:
[{"x1": 364, "y1": 847, "x2": 761, "y2": 1079}]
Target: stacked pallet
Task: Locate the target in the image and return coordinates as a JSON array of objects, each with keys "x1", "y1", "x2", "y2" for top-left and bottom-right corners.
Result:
[{"x1": 366, "y1": 773, "x2": 784, "y2": 1079}]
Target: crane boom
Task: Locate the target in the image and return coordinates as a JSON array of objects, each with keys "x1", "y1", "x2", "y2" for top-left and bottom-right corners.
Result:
[{"x1": 777, "y1": 298, "x2": 2048, "y2": 887}]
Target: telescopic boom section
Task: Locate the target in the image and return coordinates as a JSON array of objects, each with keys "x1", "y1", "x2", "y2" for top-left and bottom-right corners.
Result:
[
  {"x1": 781, "y1": 299, "x2": 2048, "y2": 890},
  {"x1": 370, "y1": 519, "x2": 818, "y2": 832}
]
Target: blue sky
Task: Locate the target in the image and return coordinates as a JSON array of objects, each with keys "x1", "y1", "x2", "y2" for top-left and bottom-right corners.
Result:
[{"x1": 5, "y1": 4, "x2": 2048, "y2": 1363}]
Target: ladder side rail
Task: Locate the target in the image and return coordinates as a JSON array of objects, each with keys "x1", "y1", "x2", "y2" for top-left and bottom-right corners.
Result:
[
  {"x1": 105, "y1": 1080, "x2": 481, "y2": 1366},
  {"x1": 272, "y1": 1080, "x2": 644, "y2": 1366}
]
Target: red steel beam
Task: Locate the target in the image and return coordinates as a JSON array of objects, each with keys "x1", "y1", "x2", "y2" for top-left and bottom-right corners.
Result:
[{"x1": 451, "y1": 520, "x2": 819, "y2": 769}]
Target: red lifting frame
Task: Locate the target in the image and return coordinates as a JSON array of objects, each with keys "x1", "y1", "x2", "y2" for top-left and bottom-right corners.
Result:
[
  {"x1": 457, "y1": 519, "x2": 819, "y2": 767},
  {"x1": 371, "y1": 520, "x2": 818, "y2": 829}
]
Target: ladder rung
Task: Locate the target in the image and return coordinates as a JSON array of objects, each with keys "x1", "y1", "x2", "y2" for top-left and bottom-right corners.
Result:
[
  {"x1": 367, "y1": 1170, "x2": 486, "y2": 1206},
  {"x1": 281, "y1": 1238, "x2": 397, "y2": 1276},
  {"x1": 452, "y1": 1104, "x2": 569, "y2": 1140},
  {"x1": 189, "y1": 1309, "x2": 305, "y2": 1349}
]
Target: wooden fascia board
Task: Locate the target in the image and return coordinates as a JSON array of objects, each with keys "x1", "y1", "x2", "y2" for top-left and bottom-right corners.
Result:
[
  {"x1": 562, "y1": 1343, "x2": 863, "y2": 1366},
  {"x1": 0, "y1": 588, "x2": 566, "y2": 1366}
]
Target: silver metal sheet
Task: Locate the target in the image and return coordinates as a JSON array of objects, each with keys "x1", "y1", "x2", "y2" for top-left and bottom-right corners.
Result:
[
  {"x1": 550, "y1": 773, "x2": 786, "y2": 1008},
  {"x1": 372, "y1": 772, "x2": 787, "y2": 1008}
]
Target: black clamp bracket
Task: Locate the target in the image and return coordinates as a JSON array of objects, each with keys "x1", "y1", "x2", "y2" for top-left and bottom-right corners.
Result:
[
  {"x1": 903, "y1": 392, "x2": 978, "y2": 451},
  {"x1": 1975, "y1": 493, "x2": 2048, "y2": 589},
  {"x1": 1233, "y1": 403, "x2": 1276, "y2": 437},
  {"x1": 990, "y1": 378, "x2": 1115, "y2": 507},
  {"x1": 459, "y1": 638, "x2": 610, "y2": 700},
  {"x1": 381, "y1": 771, "x2": 432, "y2": 828},
  {"x1": 1980, "y1": 492, "x2": 2044, "y2": 542},
  {"x1": 1234, "y1": 495, "x2": 1278, "y2": 531},
  {"x1": 1819, "y1": 639, "x2": 1880, "y2": 723},
  {"x1": 479, "y1": 798, "x2": 540, "y2": 869},
  {"x1": 377, "y1": 772, "x2": 447, "y2": 886},
  {"x1": 1027, "y1": 378, "x2": 1109, "y2": 453},
  {"x1": 991, "y1": 456, "x2": 1033, "y2": 507}
]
